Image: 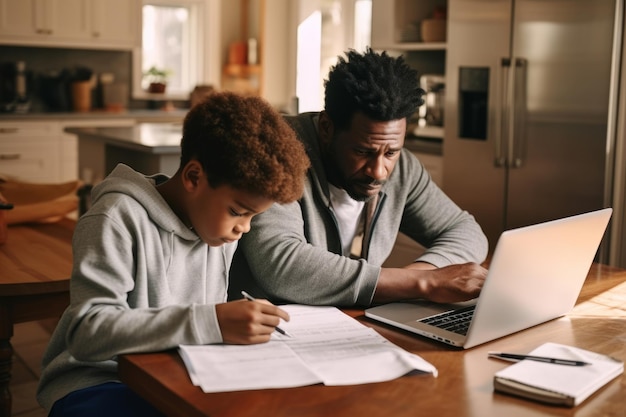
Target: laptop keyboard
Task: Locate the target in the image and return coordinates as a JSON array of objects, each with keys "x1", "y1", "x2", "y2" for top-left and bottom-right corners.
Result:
[{"x1": 418, "y1": 305, "x2": 476, "y2": 335}]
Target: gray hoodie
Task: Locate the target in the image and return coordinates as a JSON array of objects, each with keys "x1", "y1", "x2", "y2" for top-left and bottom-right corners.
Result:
[{"x1": 37, "y1": 164, "x2": 235, "y2": 411}]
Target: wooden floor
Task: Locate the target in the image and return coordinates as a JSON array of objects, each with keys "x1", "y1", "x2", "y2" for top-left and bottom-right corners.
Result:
[{"x1": 10, "y1": 319, "x2": 56, "y2": 417}]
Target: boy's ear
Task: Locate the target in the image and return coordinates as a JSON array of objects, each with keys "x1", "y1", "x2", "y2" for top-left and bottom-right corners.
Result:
[{"x1": 181, "y1": 160, "x2": 203, "y2": 192}]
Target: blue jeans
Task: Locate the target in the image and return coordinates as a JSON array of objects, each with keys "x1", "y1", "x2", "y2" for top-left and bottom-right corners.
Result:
[{"x1": 48, "y1": 382, "x2": 165, "y2": 417}]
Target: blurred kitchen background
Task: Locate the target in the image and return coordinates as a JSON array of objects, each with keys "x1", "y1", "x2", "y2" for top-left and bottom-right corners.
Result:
[{"x1": 1, "y1": 0, "x2": 626, "y2": 268}]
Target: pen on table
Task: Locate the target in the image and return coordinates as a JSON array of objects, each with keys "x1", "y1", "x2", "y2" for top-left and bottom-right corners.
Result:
[
  {"x1": 487, "y1": 352, "x2": 591, "y2": 366},
  {"x1": 241, "y1": 291, "x2": 291, "y2": 337}
]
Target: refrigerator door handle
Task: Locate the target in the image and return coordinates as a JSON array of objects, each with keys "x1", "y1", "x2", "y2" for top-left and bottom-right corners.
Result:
[
  {"x1": 510, "y1": 58, "x2": 528, "y2": 168},
  {"x1": 496, "y1": 57, "x2": 512, "y2": 167}
]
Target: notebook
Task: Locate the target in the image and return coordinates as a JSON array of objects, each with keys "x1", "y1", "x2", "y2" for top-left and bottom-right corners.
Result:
[
  {"x1": 493, "y1": 342, "x2": 623, "y2": 407},
  {"x1": 365, "y1": 208, "x2": 612, "y2": 349}
]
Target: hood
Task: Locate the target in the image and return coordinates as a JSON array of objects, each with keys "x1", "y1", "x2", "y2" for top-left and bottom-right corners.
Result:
[{"x1": 90, "y1": 164, "x2": 197, "y2": 241}]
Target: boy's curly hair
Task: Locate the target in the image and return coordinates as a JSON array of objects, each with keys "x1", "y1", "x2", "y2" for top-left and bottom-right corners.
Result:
[
  {"x1": 324, "y1": 48, "x2": 425, "y2": 130},
  {"x1": 180, "y1": 92, "x2": 310, "y2": 203}
]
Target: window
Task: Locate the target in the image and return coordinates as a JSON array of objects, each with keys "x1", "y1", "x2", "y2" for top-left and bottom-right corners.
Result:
[
  {"x1": 133, "y1": 0, "x2": 220, "y2": 100},
  {"x1": 296, "y1": 0, "x2": 371, "y2": 112}
]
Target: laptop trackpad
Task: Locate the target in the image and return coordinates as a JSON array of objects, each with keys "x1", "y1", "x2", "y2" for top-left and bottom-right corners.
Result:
[{"x1": 366, "y1": 299, "x2": 476, "y2": 323}]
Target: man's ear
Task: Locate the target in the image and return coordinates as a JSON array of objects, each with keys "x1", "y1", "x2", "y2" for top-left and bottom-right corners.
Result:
[
  {"x1": 318, "y1": 111, "x2": 334, "y2": 150},
  {"x1": 181, "y1": 160, "x2": 203, "y2": 192}
]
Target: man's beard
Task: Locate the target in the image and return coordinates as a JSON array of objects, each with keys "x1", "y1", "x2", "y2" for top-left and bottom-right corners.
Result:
[
  {"x1": 343, "y1": 179, "x2": 385, "y2": 202},
  {"x1": 322, "y1": 149, "x2": 384, "y2": 202}
]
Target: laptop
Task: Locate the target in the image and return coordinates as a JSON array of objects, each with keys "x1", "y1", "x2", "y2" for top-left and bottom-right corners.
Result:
[{"x1": 365, "y1": 208, "x2": 612, "y2": 349}]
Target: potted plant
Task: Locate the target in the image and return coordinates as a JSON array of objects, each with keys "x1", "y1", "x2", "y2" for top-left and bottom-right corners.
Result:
[{"x1": 143, "y1": 66, "x2": 171, "y2": 93}]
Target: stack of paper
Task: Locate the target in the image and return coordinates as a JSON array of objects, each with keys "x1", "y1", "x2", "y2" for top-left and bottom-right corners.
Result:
[
  {"x1": 494, "y1": 342, "x2": 624, "y2": 407},
  {"x1": 179, "y1": 305, "x2": 437, "y2": 393}
]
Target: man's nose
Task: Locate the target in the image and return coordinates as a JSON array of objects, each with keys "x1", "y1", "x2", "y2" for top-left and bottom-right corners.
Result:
[{"x1": 366, "y1": 155, "x2": 387, "y2": 180}]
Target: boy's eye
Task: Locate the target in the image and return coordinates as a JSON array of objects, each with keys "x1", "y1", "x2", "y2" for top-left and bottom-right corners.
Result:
[{"x1": 229, "y1": 208, "x2": 243, "y2": 217}]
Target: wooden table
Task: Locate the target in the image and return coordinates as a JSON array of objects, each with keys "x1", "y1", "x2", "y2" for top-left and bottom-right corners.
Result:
[
  {"x1": 119, "y1": 263, "x2": 626, "y2": 417},
  {"x1": 0, "y1": 219, "x2": 73, "y2": 417}
]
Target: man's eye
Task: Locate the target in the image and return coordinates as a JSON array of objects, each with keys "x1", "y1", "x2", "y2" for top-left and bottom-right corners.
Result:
[{"x1": 386, "y1": 150, "x2": 399, "y2": 157}]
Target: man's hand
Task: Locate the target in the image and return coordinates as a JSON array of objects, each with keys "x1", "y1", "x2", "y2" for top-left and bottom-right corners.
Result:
[
  {"x1": 216, "y1": 299, "x2": 290, "y2": 344},
  {"x1": 375, "y1": 262, "x2": 488, "y2": 304},
  {"x1": 413, "y1": 263, "x2": 487, "y2": 303}
]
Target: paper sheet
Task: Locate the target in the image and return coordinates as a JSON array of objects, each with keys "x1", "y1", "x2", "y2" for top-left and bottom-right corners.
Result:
[{"x1": 179, "y1": 305, "x2": 437, "y2": 393}]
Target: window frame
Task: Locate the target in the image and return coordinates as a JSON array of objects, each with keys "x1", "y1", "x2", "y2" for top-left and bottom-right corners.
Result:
[{"x1": 132, "y1": 0, "x2": 221, "y2": 101}]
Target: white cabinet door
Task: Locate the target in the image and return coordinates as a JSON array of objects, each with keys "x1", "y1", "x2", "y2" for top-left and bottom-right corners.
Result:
[
  {"x1": 0, "y1": 122, "x2": 63, "y2": 183},
  {"x1": 0, "y1": 0, "x2": 139, "y2": 49},
  {"x1": 90, "y1": 0, "x2": 140, "y2": 47},
  {"x1": 0, "y1": 0, "x2": 48, "y2": 38},
  {"x1": 52, "y1": 0, "x2": 91, "y2": 41},
  {"x1": 0, "y1": 0, "x2": 87, "y2": 43}
]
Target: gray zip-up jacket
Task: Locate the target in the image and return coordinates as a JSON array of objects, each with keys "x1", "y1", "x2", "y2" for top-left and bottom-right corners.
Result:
[
  {"x1": 37, "y1": 164, "x2": 234, "y2": 412},
  {"x1": 229, "y1": 113, "x2": 488, "y2": 306}
]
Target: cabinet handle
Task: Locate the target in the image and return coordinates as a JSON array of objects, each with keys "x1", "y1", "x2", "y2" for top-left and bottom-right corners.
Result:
[
  {"x1": 0, "y1": 154, "x2": 21, "y2": 160},
  {"x1": 0, "y1": 128, "x2": 18, "y2": 134}
]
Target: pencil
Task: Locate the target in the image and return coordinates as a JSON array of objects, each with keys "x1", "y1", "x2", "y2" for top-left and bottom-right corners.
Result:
[{"x1": 241, "y1": 291, "x2": 291, "y2": 337}]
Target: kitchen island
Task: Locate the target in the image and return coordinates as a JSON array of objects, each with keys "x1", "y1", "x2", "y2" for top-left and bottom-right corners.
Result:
[
  {"x1": 68, "y1": 122, "x2": 443, "y2": 185},
  {"x1": 67, "y1": 123, "x2": 183, "y2": 183}
]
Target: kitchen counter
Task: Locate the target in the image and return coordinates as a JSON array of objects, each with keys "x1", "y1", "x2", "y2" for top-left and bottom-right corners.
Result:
[
  {"x1": 66, "y1": 123, "x2": 182, "y2": 154},
  {"x1": 0, "y1": 108, "x2": 189, "y2": 123},
  {"x1": 404, "y1": 136, "x2": 443, "y2": 156},
  {"x1": 68, "y1": 122, "x2": 443, "y2": 183},
  {"x1": 69, "y1": 123, "x2": 184, "y2": 181}
]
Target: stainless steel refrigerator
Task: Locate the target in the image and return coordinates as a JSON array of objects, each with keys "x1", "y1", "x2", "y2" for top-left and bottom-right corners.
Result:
[{"x1": 443, "y1": 0, "x2": 623, "y2": 256}]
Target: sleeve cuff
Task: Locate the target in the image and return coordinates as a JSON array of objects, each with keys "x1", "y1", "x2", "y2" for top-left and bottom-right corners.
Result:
[{"x1": 191, "y1": 304, "x2": 223, "y2": 344}]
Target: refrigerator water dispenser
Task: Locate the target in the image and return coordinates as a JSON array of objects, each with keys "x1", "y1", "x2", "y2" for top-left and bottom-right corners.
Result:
[{"x1": 458, "y1": 67, "x2": 489, "y2": 140}]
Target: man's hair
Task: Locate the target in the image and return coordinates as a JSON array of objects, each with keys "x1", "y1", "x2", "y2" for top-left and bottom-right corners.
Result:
[
  {"x1": 324, "y1": 48, "x2": 425, "y2": 130},
  {"x1": 180, "y1": 92, "x2": 310, "y2": 203}
]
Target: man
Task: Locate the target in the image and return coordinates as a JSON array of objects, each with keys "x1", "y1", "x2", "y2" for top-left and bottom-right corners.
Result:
[{"x1": 229, "y1": 48, "x2": 488, "y2": 307}]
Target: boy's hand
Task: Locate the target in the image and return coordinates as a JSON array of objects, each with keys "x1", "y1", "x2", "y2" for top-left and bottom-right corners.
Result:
[{"x1": 215, "y1": 299, "x2": 290, "y2": 344}]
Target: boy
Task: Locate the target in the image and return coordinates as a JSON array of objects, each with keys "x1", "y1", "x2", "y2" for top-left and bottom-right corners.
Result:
[{"x1": 37, "y1": 92, "x2": 310, "y2": 416}]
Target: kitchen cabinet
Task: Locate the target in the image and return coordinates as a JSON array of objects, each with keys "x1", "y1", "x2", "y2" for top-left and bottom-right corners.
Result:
[
  {"x1": 371, "y1": 0, "x2": 447, "y2": 51},
  {"x1": 0, "y1": 118, "x2": 138, "y2": 184},
  {"x1": 63, "y1": 118, "x2": 136, "y2": 184},
  {"x1": 371, "y1": 0, "x2": 448, "y2": 141},
  {"x1": 0, "y1": 121, "x2": 69, "y2": 183},
  {"x1": 89, "y1": 0, "x2": 139, "y2": 47},
  {"x1": 0, "y1": 0, "x2": 139, "y2": 50},
  {"x1": 68, "y1": 123, "x2": 182, "y2": 184}
]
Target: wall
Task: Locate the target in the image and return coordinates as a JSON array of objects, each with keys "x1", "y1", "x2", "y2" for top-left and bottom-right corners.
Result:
[{"x1": 263, "y1": 0, "x2": 295, "y2": 112}]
